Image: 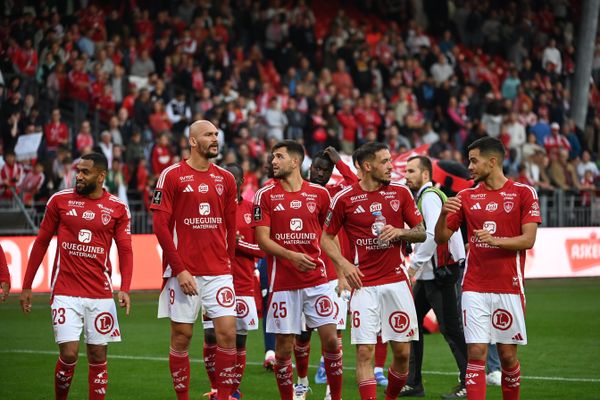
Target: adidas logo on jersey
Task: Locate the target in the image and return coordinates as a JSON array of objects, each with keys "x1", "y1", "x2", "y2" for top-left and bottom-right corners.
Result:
[
  {"x1": 353, "y1": 205, "x2": 366, "y2": 214},
  {"x1": 66, "y1": 209, "x2": 78, "y2": 216},
  {"x1": 274, "y1": 203, "x2": 285, "y2": 212},
  {"x1": 470, "y1": 203, "x2": 482, "y2": 210},
  {"x1": 183, "y1": 184, "x2": 194, "y2": 193}
]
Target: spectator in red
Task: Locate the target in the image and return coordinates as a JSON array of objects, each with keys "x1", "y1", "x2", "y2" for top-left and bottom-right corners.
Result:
[
  {"x1": 331, "y1": 58, "x2": 354, "y2": 99},
  {"x1": 67, "y1": 58, "x2": 90, "y2": 129},
  {"x1": 20, "y1": 162, "x2": 45, "y2": 206},
  {"x1": 42, "y1": 109, "x2": 69, "y2": 170},
  {"x1": 354, "y1": 95, "x2": 382, "y2": 144},
  {"x1": 151, "y1": 132, "x2": 173, "y2": 175},
  {"x1": 0, "y1": 151, "x2": 24, "y2": 200},
  {"x1": 149, "y1": 100, "x2": 173, "y2": 137},
  {"x1": 544, "y1": 122, "x2": 571, "y2": 161},
  {"x1": 76, "y1": 121, "x2": 94, "y2": 155},
  {"x1": 13, "y1": 38, "x2": 38, "y2": 94},
  {"x1": 337, "y1": 99, "x2": 359, "y2": 154}
]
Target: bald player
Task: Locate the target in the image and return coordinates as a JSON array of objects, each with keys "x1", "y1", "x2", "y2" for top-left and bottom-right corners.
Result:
[{"x1": 152, "y1": 120, "x2": 238, "y2": 400}]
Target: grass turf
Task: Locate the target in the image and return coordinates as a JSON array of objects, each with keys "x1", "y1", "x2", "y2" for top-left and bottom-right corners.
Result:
[{"x1": 1, "y1": 278, "x2": 599, "y2": 399}]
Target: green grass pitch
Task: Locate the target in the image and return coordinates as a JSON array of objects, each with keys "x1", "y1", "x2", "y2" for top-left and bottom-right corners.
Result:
[{"x1": 1, "y1": 278, "x2": 599, "y2": 399}]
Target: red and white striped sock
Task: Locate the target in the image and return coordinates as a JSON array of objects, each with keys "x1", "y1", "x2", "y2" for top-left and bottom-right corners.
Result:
[
  {"x1": 215, "y1": 346, "x2": 237, "y2": 400},
  {"x1": 385, "y1": 367, "x2": 408, "y2": 399},
  {"x1": 169, "y1": 348, "x2": 190, "y2": 400},
  {"x1": 323, "y1": 350, "x2": 343, "y2": 400},
  {"x1": 358, "y1": 378, "x2": 377, "y2": 400},
  {"x1": 466, "y1": 359, "x2": 487, "y2": 400},
  {"x1": 54, "y1": 357, "x2": 76, "y2": 400},
  {"x1": 501, "y1": 361, "x2": 521, "y2": 400},
  {"x1": 88, "y1": 361, "x2": 108, "y2": 400},
  {"x1": 203, "y1": 343, "x2": 217, "y2": 389},
  {"x1": 274, "y1": 355, "x2": 294, "y2": 400}
]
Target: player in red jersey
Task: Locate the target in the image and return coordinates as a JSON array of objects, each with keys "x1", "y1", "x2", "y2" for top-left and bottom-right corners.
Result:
[
  {"x1": 0, "y1": 244, "x2": 10, "y2": 302},
  {"x1": 151, "y1": 120, "x2": 238, "y2": 400},
  {"x1": 20, "y1": 152, "x2": 133, "y2": 400},
  {"x1": 254, "y1": 141, "x2": 344, "y2": 400},
  {"x1": 435, "y1": 137, "x2": 541, "y2": 400},
  {"x1": 202, "y1": 163, "x2": 265, "y2": 399},
  {"x1": 322, "y1": 142, "x2": 426, "y2": 400}
]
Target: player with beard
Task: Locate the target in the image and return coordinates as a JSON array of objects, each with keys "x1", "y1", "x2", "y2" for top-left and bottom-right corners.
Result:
[
  {"x1": 322, "y1": 142, "x2": 425, "y2": 400},
  {"x1": 435, "y1": 137, "x2": 540, "y2": 400},
  {"x1": 254, "y1": 141, "x2": 345, "y2": 400},
  {"x1": 152, "y1": 120, "x2": 238, "y2": 400},
  {"x1": 202, "y1": 163, "x2": 265, "y2": 399},
  {"x1": 20, "y1": 152, "x2": 133, "y2": 400}
]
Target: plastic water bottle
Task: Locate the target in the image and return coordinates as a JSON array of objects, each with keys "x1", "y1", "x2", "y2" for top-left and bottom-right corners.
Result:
[{"x1": 372, "y1": 211, "x2": 387, "y2": 246}]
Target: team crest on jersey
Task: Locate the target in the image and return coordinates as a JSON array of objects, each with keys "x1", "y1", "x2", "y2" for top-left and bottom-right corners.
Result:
[
  {"x1": 503, "y1": 201, "x2": 514, "y2": 213},
  {"x1": 244, "y1": 213, "x2": 252, "y2": 224},
  {"x1": 390, "y1": 200, "x2": 400, "y2": 212},
  {"x1": 307, "y1": 201, "x2": 316, "y2": 213},
  {"x1": 215, "y1": 184, "x2": 224, "y2": 196},
  {"x1": 101, "y1": 213, "x2": 111, "y2": 225}
]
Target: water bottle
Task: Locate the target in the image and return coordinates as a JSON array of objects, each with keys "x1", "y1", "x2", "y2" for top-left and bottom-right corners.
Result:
[{"x1": 372, "y1": 211, "x2": 387, "y2": 246}]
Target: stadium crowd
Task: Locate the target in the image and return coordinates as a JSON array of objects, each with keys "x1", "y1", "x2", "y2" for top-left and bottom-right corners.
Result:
[{"x1": 0, "y1": 0, "x2": 599, "y2": 211}]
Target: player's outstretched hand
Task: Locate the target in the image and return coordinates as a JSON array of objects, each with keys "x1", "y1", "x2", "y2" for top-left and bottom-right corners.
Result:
[
  {"x1": 289, "y1": 251, "x2": 316, "y2": 272},
  {"x1": 441, "y1": 197, "x2": 462, "y2": 215},
  {"x1": 117, "y1": 291, "x2": 131, "y2": 316},
  {"x1": 379, "y1": 225, "x2": 403, "y2": 242},
  {"x1": 341, "y1": 261, "x2": 363, "y2": 290},
  {"x1": 19, "y1": 289, "x2": 32, "y2": 313},
  {"x1": 0, "y1": 281, "x2": 9, "y2": 302},
  {"x1": 324, "y1": 147, "x2": 341, "y2": 164},
  {"x1": 177, "y1": 270, "x2": 199, "y2": 296}
]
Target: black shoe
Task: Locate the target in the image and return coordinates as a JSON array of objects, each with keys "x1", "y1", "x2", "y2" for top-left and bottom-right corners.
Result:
[
  {"x1": 398, "y1": 384, "x2": 425, "y2": 397},
  {"x1": 441, "y1": 384, "x2": 467, "y2": 399}
]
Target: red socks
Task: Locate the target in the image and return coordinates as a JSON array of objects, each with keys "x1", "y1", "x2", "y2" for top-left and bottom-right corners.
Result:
[
  {"x1": 88, "y1": 361, "x2": 108, "y2": 400},
  {"x1": 385, "y1": 367, "x2": 408, "y2": 400},
  {"x1": 466, "y1": 359, "x2": 487, "y2": 400},
  {"x1": 275, "y1": 355, "x2": 294, "y2": 400},
  {"x1": 294, "y1": 341, "x2": 311, "y2": 379},
  {"x1": 203, "y1": 343, "x2": 217, "y2": 389},
  {"x1": 232, "y1": 348, "x2": 247, "y2": 393},
  {"x1": 502, "y1": 362, "x2": 521, "y2": 400},
  {"x1": 323, "y1": 350, "x2": 343, "y2": 400},
  {"x1": 215, "y1": 346, "x2": 237, "y2": 400},
  {"x1": 358, "y1": 378, "x2": 377, "y2": 400},
  {"x1": 169, "y1": 348, "x2": 190, "y2": 400},
  {"x1": 375, "y1": 336, "x2": 388, "y2": 369},
  {"x1": 55, "y1": 357, "x2": 76, "y2": 400}
]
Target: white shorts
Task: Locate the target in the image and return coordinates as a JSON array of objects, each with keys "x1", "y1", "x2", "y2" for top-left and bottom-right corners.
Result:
[
  {"x1": 349, "y1": 281, "x2": 418, "y2": 345},
  {"x1": 267, "y1": 283, "x2": 337, "y2": 334},
  {"x1": 329, "y1": 279, "x2": 348, "y2": 330},
  {"x1": 202, "y1": 295, "x2": 259, "y2": 334},
  {"x1": 158, "y1": 275, "x2": 237, "y2": 323},
  {"x1": 51, "y1": 295, "x2": 121, "y2": 345},
  {"x1": 462, "y1": 291, "x2": 527, "y2": 345}
]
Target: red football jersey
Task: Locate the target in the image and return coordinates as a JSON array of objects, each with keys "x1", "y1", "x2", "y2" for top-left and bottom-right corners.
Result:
[
  {"x1": 151, "y1": 162, "x2": 237, "y2": 277},
  {"x1": 23, "y1": 189, "x2": 132, "y2": 298},
  {"x1": 325, "y1": 182, "x2": 423, "y2": 287},
  {"x1": 233, "y1": 199, "x2": 264, "y2": 296},
  {"x1": 447, "y1": 180, "x2": 541, "y2": 294},
  {"x1": 253, "y1": 180, "x2": 330, "y2": 291}
]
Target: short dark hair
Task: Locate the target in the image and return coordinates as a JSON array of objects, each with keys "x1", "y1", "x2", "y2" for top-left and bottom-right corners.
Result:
[
  {"x1": 224, "y1": 163, "x2": 243, "y2": 180},
  {"x1": 312, "y1": 151, "x2": 334, "y2": 170},
  {"x1": 353, "y1": 143, "x2": 389, "y2": 167},
  {"x1": 81, "y1": 152, "x2": 108, "y2": 172},
  {"x1": 467, "y1": 136, "x2": 505, "y2": 160},
  {"x1": 407, "y1": 155, "x2": 433, "y2": 177},
  {"x1": 272, "y1": 140, "x2": 305, "y2": 164}
]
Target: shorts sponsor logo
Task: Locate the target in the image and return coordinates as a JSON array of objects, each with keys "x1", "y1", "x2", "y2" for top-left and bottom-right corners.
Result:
[
  {"x1": 253, "y1": 205, "x2": 262, "y2": 221},
  {"x1": 95, "y1": 312, "x2": 114, "y2": 334},
  {"x1": 101, "y1": 213, "x2": 111, "y2": 225},
  {"x1": 483, "y1": 221, "x2": 497, "y2": 234},
  {"x1": 199, "y1": 203, "x2": 211, "y2": 215},
  {"x1": 486, "y1": 202, "x2": 498, "y2": 212},
  {"x1": 152, "y1": 190, "x2": 162, "y2": 205},
  {"x1": 78, "y1": 229, "x2": 92, "y2": 243},
  {"x1": 290, "y1": 218, "x2": 303, "y2": 231},
  {"x1": 83, "y1": 210, "x2": 95, "y2": 221},
  {"x1": 388, "y1": 311, "x2": 410, "y2": 333},
  {"x1": 198, "y1": 184, "x2": 209, "y2": 193},
  {"x1": 492, "y1": 309, "x2": 513, "y2": 330},
  {"x1": 306, "y1": 201, "x2": 316, "y2": 213},
  {"x1": 216, "y1": 287, "x2": 235, "y2": 308},
  {"x1": 504, "y1": 201, "x2": 514, "y2": 213},
  {"x1": 244, "y1": 213, "x2": 252, "y2": 224},
  {"x1": 369, "y1": 202, "x2": 382, "y2": 212},
  {"x1": 315, "y1": 296, "x2": 334, "y2": 317},
  {"x1": 215, "y1": 184, "x2": 224, "y2": 196},
  {"x1": 290, "y1": 200, "x2": 302, "y2": 209},
  {"x1": 236, "y1": 299, "x2": 249, "y2": 318},
  {"x1": 390, "y1": 200, "x2": 400, "y2": 212}
]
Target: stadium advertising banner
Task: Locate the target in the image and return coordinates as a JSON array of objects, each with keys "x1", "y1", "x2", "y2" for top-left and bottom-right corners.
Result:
[{"x1": 2, "y1": 228, "x2": 599, "y2": 293}]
